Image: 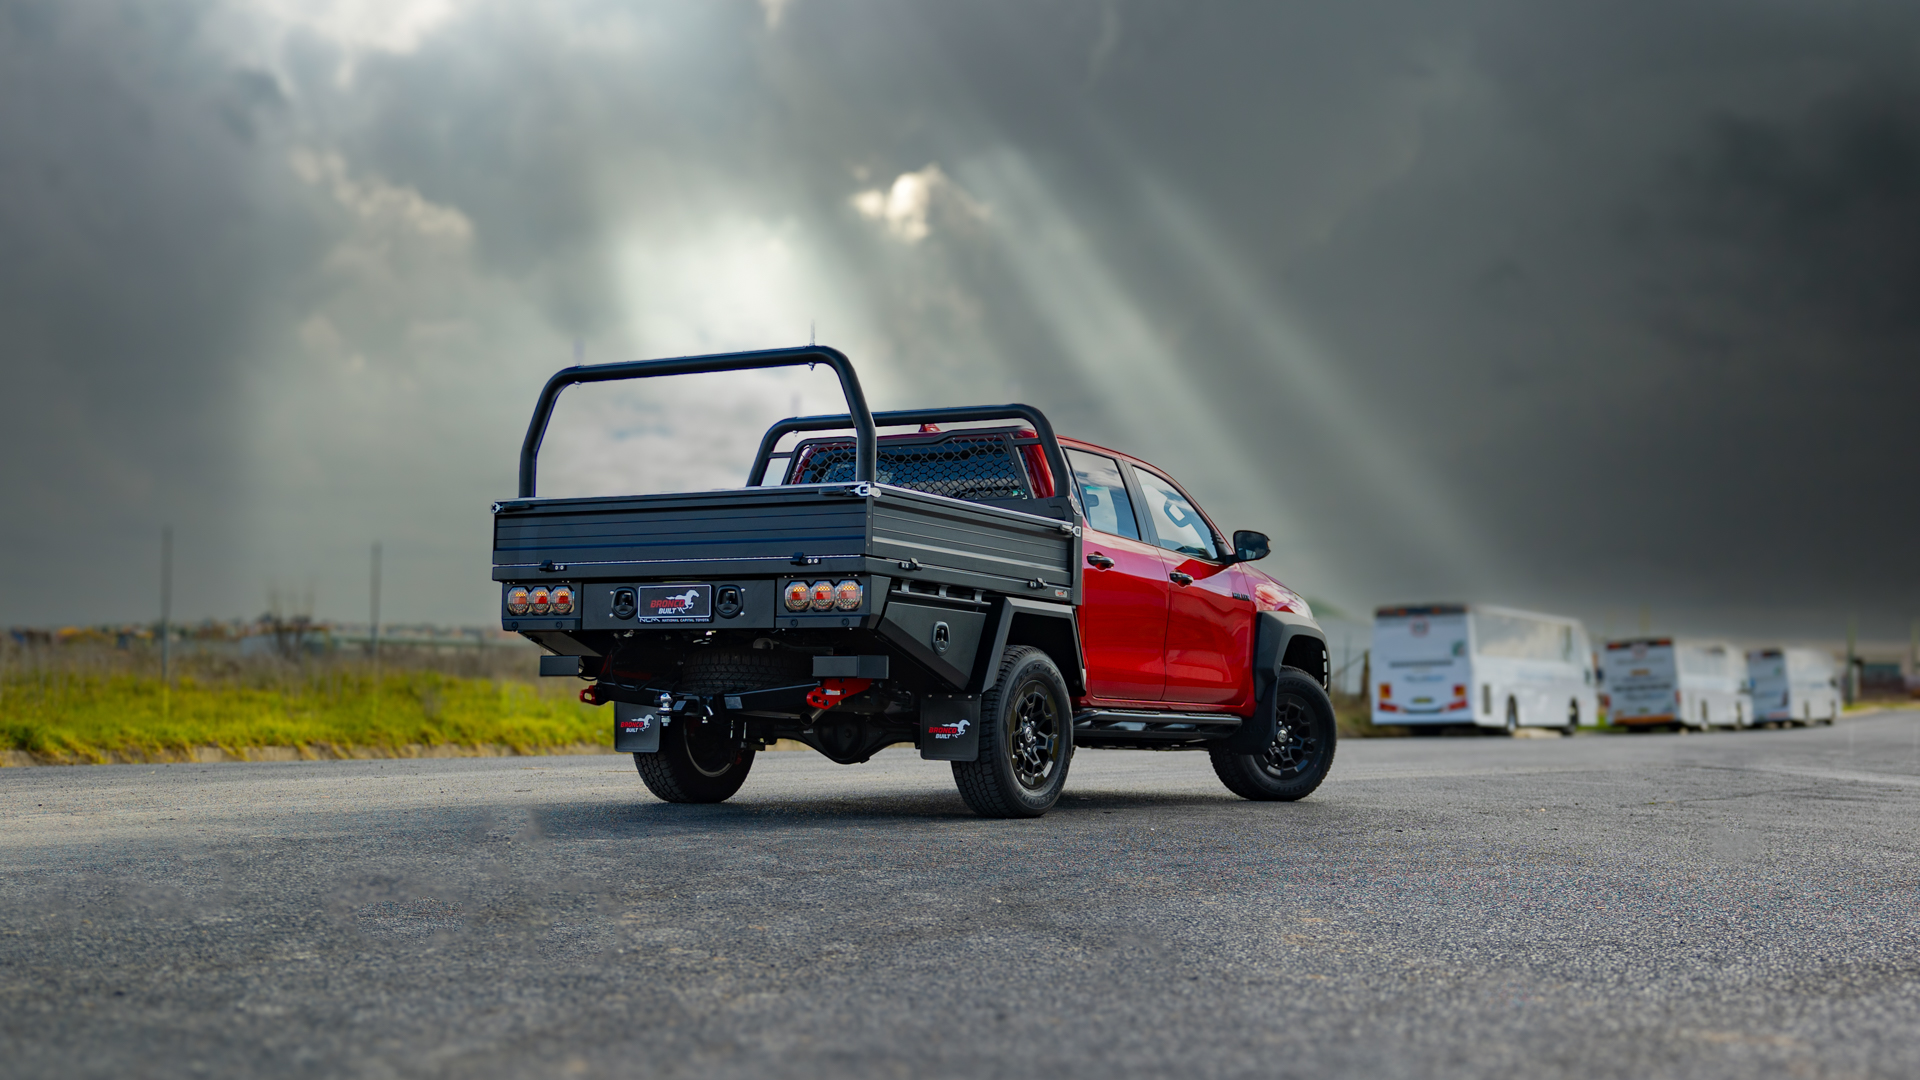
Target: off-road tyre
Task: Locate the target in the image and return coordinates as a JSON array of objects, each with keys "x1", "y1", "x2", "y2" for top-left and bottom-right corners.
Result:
[
  {"x1": 633, "y1": 648, "x2": 805, "y2": 804},
  {"x1": 1208, "y1": 667, "x2": 1337, "y2": 801},
  {"x1": 951, "y1": 646, "x2": 1074, "y2": 818}
]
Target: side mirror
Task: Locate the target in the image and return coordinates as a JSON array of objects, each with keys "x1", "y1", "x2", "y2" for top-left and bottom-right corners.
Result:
[{"x1": 1229, "y1": 529, "x2": 1270, "y2": 564}]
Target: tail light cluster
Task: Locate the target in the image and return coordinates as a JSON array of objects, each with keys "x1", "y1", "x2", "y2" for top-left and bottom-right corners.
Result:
[
  {"x1": 506, "y1": 585, "x2": 574, "y2": 616},
  {"x1": 783, "y1": 579, "x2": 863, "y2": 612}
]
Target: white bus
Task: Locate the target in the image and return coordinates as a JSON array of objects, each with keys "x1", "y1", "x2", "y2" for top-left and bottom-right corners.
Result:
[
  {"x1": 1601, "y1": 638, "x2": 1751, "y2": 731},
  {"x1": 1747, "y1": 648, "x2": 1841, "y2": 726},
  {"x1": 1373, "y1": 604, "x2": 1599, "y2": 734}
]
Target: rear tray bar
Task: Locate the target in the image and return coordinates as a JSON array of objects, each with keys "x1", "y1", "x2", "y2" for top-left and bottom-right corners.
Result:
[{"x1": 519, "y1": 345, "x2": 877, "y2": 498}]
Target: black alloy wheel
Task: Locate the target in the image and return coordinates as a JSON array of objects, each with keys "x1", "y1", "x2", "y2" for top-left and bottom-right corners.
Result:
[
  {"x1": 1258, "y1": 695, "x2": 1321, "y2": 782},
  {"x1": 1007, "y1": 680, "x2": 1063, "y2": 790},
  {"x1": 1209, "y1": 667, "x2": 1338, "y2": 801},
  {"x1": 951, "y1": 646, "x2": 1074, "y2": 818}
]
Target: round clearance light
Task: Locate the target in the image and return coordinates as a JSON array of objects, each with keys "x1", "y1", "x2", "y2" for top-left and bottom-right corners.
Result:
[
  {"x1": 834, "y1": 580, "x2": 863, "y2": 610},
  {"x1": 506, "y1": 587, "x2": 530, "y2": 615},
  {"x1": 530, "y1": 587, "x2": 551, "y2": 615},
  {"x1": 809, "y1": 580, "x2": 836, "y2": 611},
  {"x1": 549, "y1": 586, "x2": 574, "y2": 615},
  {"x1": 784, "y1": 581, "x2": 812, "y2": 612}
]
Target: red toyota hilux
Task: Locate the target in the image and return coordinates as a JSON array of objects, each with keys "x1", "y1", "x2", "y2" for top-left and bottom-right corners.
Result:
[{"x1": 495, "y1": 347, "x2": 1337, "y2": 817}]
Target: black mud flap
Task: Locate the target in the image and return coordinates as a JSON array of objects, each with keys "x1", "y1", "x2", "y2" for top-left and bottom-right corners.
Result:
[
  {"x1": 919, "y1": 694, "x2": 981, "y2": 762},
  {"x1": 614, "y1": 703, "x2": 663, "y2": 753},
  {"x1": 1221, "y1": 693, "x2": 1276, "y2": 754}
]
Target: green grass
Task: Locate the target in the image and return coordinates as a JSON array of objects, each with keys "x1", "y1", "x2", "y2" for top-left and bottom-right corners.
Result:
[{"x1": 1, "y1": 666, "x2": 609, "y2": 763}]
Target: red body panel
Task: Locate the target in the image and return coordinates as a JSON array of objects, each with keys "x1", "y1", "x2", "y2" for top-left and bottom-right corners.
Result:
[
  {"x1": 1078, "y1": 533, "x2": 1172, "y2": 700},
  {"x1": 1163, "y1": 560, "x2": 1256, "y2": 707},
  {"x1": 1058, "y1": 437, "x2": 1302, "y2": 717}
]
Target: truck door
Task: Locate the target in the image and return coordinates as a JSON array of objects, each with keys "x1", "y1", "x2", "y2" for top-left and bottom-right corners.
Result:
[
  {"x1": 1131, "y1": 465, "x2": 1255, "y2": 707},
  {"x1": 1068, "y1": 450, "x2": 1169, "y2": 701}
]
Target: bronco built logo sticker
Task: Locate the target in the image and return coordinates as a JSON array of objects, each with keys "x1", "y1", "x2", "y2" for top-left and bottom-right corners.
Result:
[
  {"x1": 650, "y1": 590, "x2": 700, "y2": 614},
  {"x1": 634, "y1": 584, "x2": 712, "y2": 623},
  {"x1": 928, "y1": 718, "x2": 970, "y2": 740}
]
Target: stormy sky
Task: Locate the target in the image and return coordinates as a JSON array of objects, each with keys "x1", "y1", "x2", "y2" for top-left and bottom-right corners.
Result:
[{"x1": 3, "y1": 0, "x2": 1916, "y2": 642}]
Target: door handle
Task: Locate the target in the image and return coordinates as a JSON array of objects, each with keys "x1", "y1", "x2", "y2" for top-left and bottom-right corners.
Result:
[
  {"x1": 1086, "y1": 553, "x2": 1115, "y2": 570},
  {"x1": 1168, "y1": 571, "x2": 1194, "y2": 586}
]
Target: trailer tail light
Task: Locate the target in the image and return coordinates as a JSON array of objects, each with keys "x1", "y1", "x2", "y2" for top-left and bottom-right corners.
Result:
[
  {"x1": 834, "y1": 580, "x2": 862, "y2": 610},
  {"x1": 1378, "y1": 683, "x2": 1391, "y2": 700},
  {"x1": 506, "y1": 587, "x2": 531, "y2": 615},
  {"x1": 549, "y1": 586, "x2": 574, "y2": 615},
  {"x1": 809, "y1": 581, "x2": 836, "y2": 611},
  {"x1": 784, "y1": 581, "x2": 812, "y2": 612},
  {"x1": 529, "y1": 587, "x2": 551, "y2": 615}
]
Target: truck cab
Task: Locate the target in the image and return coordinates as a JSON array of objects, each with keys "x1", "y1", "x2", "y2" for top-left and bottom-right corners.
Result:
[{"x1": 494, "y1": 346, "x2": 1336, "y2": 817}]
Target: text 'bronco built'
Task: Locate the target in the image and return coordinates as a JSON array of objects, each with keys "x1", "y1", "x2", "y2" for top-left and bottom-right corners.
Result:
[{"x1": 494, "y1": 347, "x2": 1337, "y2": 817}]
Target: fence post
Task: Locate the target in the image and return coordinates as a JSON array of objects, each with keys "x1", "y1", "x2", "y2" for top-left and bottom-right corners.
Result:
[{"x1": 160, "y1": 525, "x2": 173, "y2": 721}]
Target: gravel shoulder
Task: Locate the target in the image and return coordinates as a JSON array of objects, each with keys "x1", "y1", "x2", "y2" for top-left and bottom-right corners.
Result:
[{"x1": 4, "y1": 711, "x2": 1919, "y2": 1079}]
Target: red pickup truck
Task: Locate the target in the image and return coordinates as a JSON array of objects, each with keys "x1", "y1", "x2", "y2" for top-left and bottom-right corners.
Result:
[{"x1": 496, "y1": 347, "x2": 1336, "y2": 817}]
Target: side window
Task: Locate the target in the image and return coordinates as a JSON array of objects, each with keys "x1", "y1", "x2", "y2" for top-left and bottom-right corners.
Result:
[
  {"x1": 1133, "y1": 467, "x2": 1219, "y2": 560},
  {"x1": 1067, "y1": 449, "x2": 1140, "y2": 540}
]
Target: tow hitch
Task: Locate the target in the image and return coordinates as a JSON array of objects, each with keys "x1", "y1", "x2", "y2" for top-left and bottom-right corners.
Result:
[{"x1": 806, "y1": 678, "x2": 874, "y2": 714}]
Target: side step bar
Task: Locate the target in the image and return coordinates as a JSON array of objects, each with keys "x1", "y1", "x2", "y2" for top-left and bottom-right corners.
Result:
[{"x1": 1073, "y1": 709, "x2": 1242, "y2": 749}]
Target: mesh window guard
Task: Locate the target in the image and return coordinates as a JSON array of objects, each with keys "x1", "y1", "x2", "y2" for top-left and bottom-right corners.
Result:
[{"x1": 788, "y1": 432, "x2": 1034, "y2": 501}]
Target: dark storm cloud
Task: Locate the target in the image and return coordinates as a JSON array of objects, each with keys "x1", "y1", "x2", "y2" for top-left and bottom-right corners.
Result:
[
  {"x1": 0, "y1": 0, "x2": 319, "y2": 618},
  {"x1": 1298, "y1": 4, "x2": 1920, "y2": 635},
  {"x1": 2, "y1": 0, "x2": 1914, "y2": 639}
]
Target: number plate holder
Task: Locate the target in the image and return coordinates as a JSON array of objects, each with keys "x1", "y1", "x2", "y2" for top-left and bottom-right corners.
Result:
[{"x1": 634, "y1": 584, "x2": 712, "y2": 623}]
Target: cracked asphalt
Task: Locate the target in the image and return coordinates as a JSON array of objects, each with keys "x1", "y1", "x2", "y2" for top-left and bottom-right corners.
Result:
[{"x1": 4, "y1": 710, "x2": 1920, "y2": 1079}]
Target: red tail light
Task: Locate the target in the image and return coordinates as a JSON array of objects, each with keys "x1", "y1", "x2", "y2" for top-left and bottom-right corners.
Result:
[
  {"x1": 784, "y1": 581, "x2": 812, "y2": 612},
  {"x1": 809, "y1": 580, "x2": 835, "y2": 611}
]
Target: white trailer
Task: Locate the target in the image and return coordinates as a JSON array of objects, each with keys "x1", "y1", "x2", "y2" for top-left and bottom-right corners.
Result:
[
  {"x1": 1373, "y1": 604, "x2": 1598, "y2": 734},
  {"x1": 1747, "y1": 648, "x2": 1841, "y2": 726},
  {"x1": 1600, "y1": 638, "x2": 1751, "y2": 731}
]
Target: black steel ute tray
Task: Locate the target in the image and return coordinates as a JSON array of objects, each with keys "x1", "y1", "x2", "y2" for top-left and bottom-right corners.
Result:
[{"x1": 491, "y1": 483, "x2": 1079, "y2": 602}]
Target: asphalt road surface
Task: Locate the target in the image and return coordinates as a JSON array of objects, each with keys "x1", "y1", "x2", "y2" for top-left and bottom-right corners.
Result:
[{"x1": 6, "y1": 712, "x2": 1920, "y2": 1080}]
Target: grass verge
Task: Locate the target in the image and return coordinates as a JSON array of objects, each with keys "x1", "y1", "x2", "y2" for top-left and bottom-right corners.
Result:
[{"x1": 1, "y1": 668, "x2": 608, "y2": 764}]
